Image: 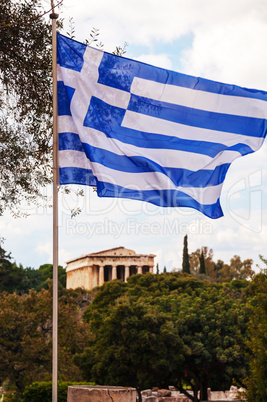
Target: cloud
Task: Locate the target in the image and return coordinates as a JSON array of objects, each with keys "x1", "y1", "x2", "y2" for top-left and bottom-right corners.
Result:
[
  {"x1": 0, "y1": 219, "x2": 24, "y2": 237},
  {"x1": 61, "y1": 0, "x2": 267, "y2": 90},
  {"x1": 182, "y1": 15, "x2": 267, "y2": 88},
  {"x1": 35, "y1": 242, "x2": 52, "y2": 262},
  {"x1": 59, "y1": 248, "x2": 74, "y2": 267},
  {"x1": 135, "y1": 54, "x2": 173, "y2": 70},
  {"x1": 35, "y1": 241, "x2": 73, "y2": 267}
]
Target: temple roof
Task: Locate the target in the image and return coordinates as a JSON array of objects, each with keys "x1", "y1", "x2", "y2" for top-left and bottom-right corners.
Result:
[{"x1": 90, "y1": 246, "x2": 135, "y2": 256}]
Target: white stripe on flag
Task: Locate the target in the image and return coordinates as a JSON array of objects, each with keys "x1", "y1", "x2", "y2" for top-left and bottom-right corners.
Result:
[
  {"x1": 58, "y1": 116, "x2": 78, "y2": 135},
  {"x1": 130, "y1": 77, "x2": 267, "y2": 118},
  {"x1": 59, "y1": 134, "x2": 241, "y2": 172},
  {"x1": 59, "y1": 149, "x2": 91, "y2": 170},
  {"x1": 121, "y1": 110, "x2": 264, "y2": 151}
]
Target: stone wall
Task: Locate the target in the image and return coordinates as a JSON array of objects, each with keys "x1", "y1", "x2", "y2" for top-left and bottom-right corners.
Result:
[{"x1": 140, "y1": 386, "x2": 245, "y2": 401}]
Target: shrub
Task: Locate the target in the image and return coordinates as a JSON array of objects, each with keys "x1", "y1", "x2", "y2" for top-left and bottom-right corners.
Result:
[{"x1": 22, "y1": 381, "x2": 94, "y2": 402}]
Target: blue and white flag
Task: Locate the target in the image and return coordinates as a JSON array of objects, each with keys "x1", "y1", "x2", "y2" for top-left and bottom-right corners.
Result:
[{"x1": 57, "y1": 33, "x2": 267, "y2": 219}]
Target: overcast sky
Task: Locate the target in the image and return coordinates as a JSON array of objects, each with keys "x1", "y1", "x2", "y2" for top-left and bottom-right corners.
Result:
[{"x1": 1, "y1": 0, "x2": 267, "y2": 272}]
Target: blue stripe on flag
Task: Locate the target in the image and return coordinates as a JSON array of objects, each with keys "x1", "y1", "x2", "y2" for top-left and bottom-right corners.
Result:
[
  {"x1": 95, "y1": 181, "x2": 223, "y2": 219},
  {"x1": 58, "y1": 82, "x2": 75, "y2": 116},
  {"x1": 59, "y1": 167, "x2": 96, "y2": 186},
  {"x1": 98, "y1": 51, "x2": 267, "y2": 101},
  {"x1": 59, "y1": 132, "x2": 84, "y2": 152},
  {"x1": 59, "y1": 166, "x2": 223, "y2": 218}
]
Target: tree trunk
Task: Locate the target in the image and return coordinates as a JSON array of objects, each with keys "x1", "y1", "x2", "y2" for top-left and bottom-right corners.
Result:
[
  {"x1": 200, "y1": 378, "x2": 208, "y2": 401},
  {"x1": 136, "y1": 387, "x2": 142, "y2": 401},
  {"x1": 193, "y1": 384, "x2": 199, "y2": 402}
]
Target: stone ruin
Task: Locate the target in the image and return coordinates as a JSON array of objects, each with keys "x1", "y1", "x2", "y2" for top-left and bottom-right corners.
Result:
[
  {"x1": 66, "y1": 247, "x2": 155, "y2": 291},
  {"x1": 139, "y1": 385, "x2": 246, "y2": 401}
]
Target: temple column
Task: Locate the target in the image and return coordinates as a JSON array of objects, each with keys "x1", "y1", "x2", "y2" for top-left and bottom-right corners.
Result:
[
  {"x1": 149, "y1": 266, "x2": 154, "y2": 274},
  {"x1": 125, "y1": 265, "x2": 130, "y2": 282},
  {"x1": 137, "y1": 266, "x2": 142, "y2": 275},
  {"x1": 87, "y1": 266, "x2": 93, "y2": 290},
  {"x1": 99, "y1": 265, "x2": 104, "y2": 286},
  {"x1": 112, "y1": 265, "x2": 117, "y2": 280}
]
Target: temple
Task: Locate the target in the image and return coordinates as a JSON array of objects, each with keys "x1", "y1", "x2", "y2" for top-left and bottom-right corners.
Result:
[{"x1": 66, "y1": 246, "x2": 156, "y2": 290}]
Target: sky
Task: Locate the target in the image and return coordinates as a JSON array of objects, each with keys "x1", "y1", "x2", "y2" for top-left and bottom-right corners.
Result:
[{"x1": 1, "y1": 0, "x2": 267, "y2": 273}]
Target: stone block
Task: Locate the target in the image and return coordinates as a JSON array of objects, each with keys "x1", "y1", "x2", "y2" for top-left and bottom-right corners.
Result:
[
  {"x1": 170, "y1": 391, "x2": 180, "y2": 398},
  {"x1": 168, "y1": 386, "x2": 177, "y2": 391},
  {"x1": 158, "y1": 389, "x2": 172, "y2": 397},
  {"x1": 142, "y1": 389, "x2": 153, "y2": 397},
  {"x1": 228, "y1": 385, "x2": 238, "y2": 399},
  {"x1": 67, "y1": 385, "x2": 136, "y2": 402},
  {"x1": 210, "y1": 391, "x2": 227, "y2": 400}
]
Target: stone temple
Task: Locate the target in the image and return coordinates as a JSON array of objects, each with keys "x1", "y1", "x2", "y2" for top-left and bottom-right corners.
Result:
[{"x1": 66, "y1": 246, "x2": 156, "y2": 291}]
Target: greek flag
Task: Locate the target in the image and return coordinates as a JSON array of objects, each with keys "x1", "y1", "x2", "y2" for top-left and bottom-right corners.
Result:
[{"x1": 57, "y1": 33, "x2": 267, "y2": 219}]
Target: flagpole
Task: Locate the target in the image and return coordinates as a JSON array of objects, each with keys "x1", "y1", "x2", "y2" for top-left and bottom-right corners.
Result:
[{"x1": 50, "y1": 2, "x2": 59, "y2": 402}]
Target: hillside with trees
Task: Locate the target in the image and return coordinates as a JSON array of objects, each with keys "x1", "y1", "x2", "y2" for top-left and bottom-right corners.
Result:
[
  {"x1": 180, "y1": 236, "x2": 255, "y2": 284},
  {"x1": 0, "y1": 242, "x2": 266, "y2": 401},
  {"x1": 0, "y1": 244, "x2": 66, "y2": 293},
  {"x1": 0, "y1": 286, "x2": 92, "y2": 400},
  {"x1": 76, "y1": 274, "x2": 250, "y2": 401}
]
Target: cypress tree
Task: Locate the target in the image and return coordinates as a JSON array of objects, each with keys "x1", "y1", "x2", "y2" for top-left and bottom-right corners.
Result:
[
  {"x1": 182, "y1": 235, "x2": 190, "y2": 273},
  {"x1": 199, "y1": 250, "x2": 206, "y2": 274}
]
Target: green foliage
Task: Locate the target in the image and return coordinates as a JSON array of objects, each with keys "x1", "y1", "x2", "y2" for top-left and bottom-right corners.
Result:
[
  {"x1": 189, "y1": 246, "x2": 254, "y2": 282},
  {"x1": 76, "y1": 293, "x2": 184, "y2": 390},
  {"x1": 225, "y1": 279, "x2": 249, "y2": 290},
  {"x1": 0, "y1": 0, "x2": 53, "y2": 215},
  {"x1": 83, "y1": 280, "x2": 127, "y2": 324},
  {"x1": 0, "y1": 240, "x2": 261, "y2": 401},
  {"x1": 217, "y1": 256, "x2": 254, "y2": 282},
  {"x1": 21, "y1": 381, "x2": 94, "y2": 402},
  {"x1": 245, "y1": 272, "x2": 267, "y2": 402},
  {"x1": 0, "y1": 246, "x2": 28, "y2": 293},
  {"x1": 38, "y1": 264, "x2": 66, "y2": 289},
  {"x1": 0, "y1": 0, "x2": 127, "y2": 216},
  {"x1": 174, "y1": 286, "x2": 249, "y2": 399},
  {"x1": 189, "y1": 247, "x2": 215, "y2": 278},
  {"x1": 0, "y1": 288, "x2": 91, "y2": 394},
  {"x1": 182, "y1": 235, "x2": 190, "y2": 273},
  {"x1": 199, "y1": 250, "x2": 206, "y2": 274},
  {"x1": 0, "y1": 245, "x2": 66, "y2": 293},
  {"x1": 78, "y1": 274, "x2": 249, "y2": 401}
]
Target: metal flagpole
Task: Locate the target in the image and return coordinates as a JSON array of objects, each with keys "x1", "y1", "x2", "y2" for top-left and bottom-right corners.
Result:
[{"x1": 50, "y1": 2, "x2": 59, "y2": 401}]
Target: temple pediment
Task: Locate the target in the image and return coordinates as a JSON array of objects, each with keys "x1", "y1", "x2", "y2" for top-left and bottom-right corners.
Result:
[{"x1": 89, "y1": 247, "x2": 136, "y2": 257}]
